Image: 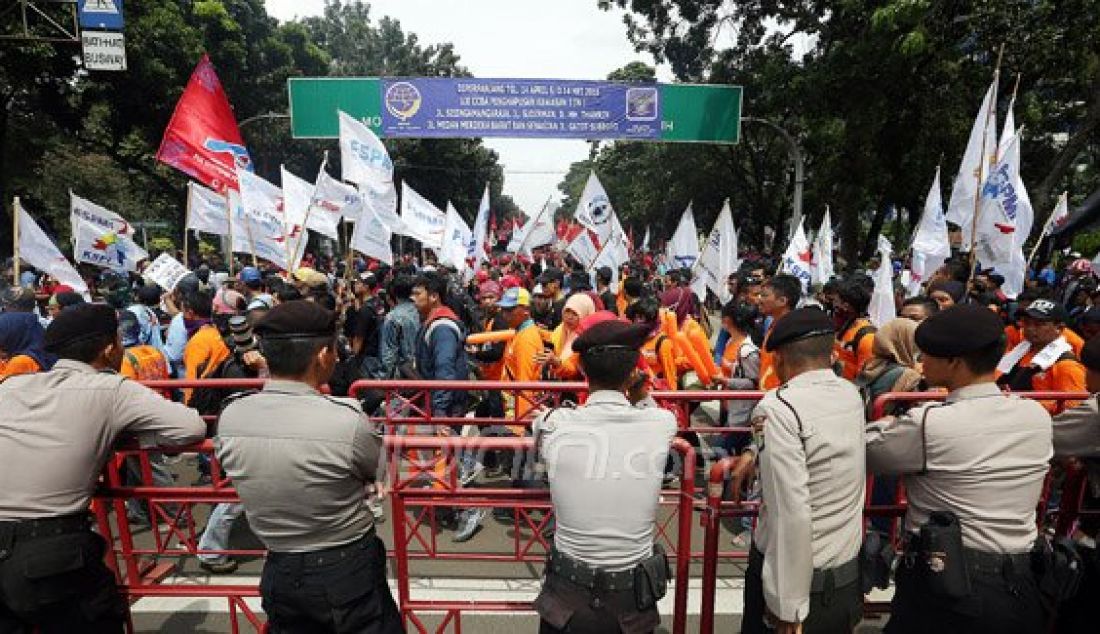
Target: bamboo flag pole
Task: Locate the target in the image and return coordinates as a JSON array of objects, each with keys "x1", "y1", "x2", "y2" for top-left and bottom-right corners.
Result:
[
  {"x1": 183, "y1": 184, "x2": 192, "y2": 267},
  {"x1": 223, "y1": 191, "x2": 237, "y2": 276},
  {"x1": 967, "y1": 46, "x2": 1005, "y2": 278},
  {"x1": 1027, "y1": 191, "x2": 1068, "y2": 269},
  {"x1": 12, "y1": 197, "x2": 21, "y2": 285}
]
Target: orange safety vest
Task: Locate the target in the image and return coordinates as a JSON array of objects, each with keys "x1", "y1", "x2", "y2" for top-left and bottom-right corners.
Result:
[
  {"x1": 479, "y1": 318, "x2": 506, "y2": 381},
  {"x1": 121, "y1": 345, "x2": 170, "y2": 382},
  {"x1": 640, "y1": 334, "x2": 678, "y2": 390},
  {"x1": 835, "y1": 318, "x2": 876, "y2": 380}
]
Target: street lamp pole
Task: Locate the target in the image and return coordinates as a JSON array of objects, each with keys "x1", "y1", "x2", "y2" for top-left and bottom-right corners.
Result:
[{"x1": 742, "y1": 117, "x2": 804, "y2": 238}]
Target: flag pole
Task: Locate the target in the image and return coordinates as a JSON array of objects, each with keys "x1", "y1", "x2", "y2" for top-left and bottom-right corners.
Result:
[
  {"x1": 1027, "y1": 191, "x2": 1067, "y2": 269},
  {"x1": 183, "y1": 184, "x2": 192, "y2": 267},
  {"x1": 967, "y1": 46, "x2": 1004, "y2": 279},
  {"x1": 243, "y1": 215, "x2": 258, "y2": 268},
  {"x1": 517, "y1": 196, "x2": 553, "y2": 258},
  {"x1": 223, "y1": 191, "x2": 237, "y2": 276},
  {"x1": 12, "y1": 197, "x2": 21, "y2": 285}
]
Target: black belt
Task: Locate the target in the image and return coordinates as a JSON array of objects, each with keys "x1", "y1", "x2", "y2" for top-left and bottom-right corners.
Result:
[
  {"x1": 547, "y1": 549, "x2": 637, "y2": 593},
  {"x1": 0, "y1": 512, "x2": 91, "y2": 539},
  {"x1": 267, "y1": 528, "x2": 377, "y2": 568},
  {"x1": 962, "y1": 547, "x2": 1031, "y2": 575}
]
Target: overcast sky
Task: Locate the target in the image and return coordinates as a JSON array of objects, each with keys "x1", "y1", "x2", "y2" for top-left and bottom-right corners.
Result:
[{"x1": 265, "y1": 0, "x2": 669, "y2": 214}]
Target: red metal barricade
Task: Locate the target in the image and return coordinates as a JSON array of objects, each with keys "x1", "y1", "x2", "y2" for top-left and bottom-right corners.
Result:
[{"x1": 102, "y1": 380, "x2": 1093, "y2": 633}]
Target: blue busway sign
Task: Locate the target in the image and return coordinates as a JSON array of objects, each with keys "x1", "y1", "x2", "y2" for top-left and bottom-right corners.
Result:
[
  {"x1": 379, "y1": 78, "x2": 662, "y2": 140},
  {"x1": 79, "y1": 0, "x2": 125, "y2": 31}
]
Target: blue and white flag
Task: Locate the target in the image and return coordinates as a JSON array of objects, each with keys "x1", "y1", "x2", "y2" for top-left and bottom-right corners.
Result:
[
  {"x1": 779, "y1": 218, "x2": 812, "y2": 293},
  {"x1": 574, "y1": 171, "x2": 617, "y2": 245},
  {"x1": 186, "y1": 181, "x2": 230, "y2": 236},
  {"x1": 908, "y1": 167, "x2": 952, "y2": 296},
  {"x1": 438, "y1": 202, "x2": 473, "y2": 271},
  {"x1": 339, "y1": 110, "x2": 399, "y2": 232},
  {"x1": 699, "y1": 199, "x2": 739, "y2": 303},
  {"x1": 470, "y1": 184, "x2": 491, "y2": 267},
  {"x1": 399, "y1": 182, "x2": 446, "y2": 249},
  {"x1": 17, "y1": 198, "x2": 88, "y2": 295}
]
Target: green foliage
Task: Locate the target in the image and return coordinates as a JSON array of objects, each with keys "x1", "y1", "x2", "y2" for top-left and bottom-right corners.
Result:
[
  {"x1": 598, "y1": 0, "x2": 1100, "y2": 259},
  {"x1": 1071, "y1": 230, "x2": 1100, "y2": 260},
  {"x1": 0, "y1": 0, "x2": 512, "y2": 258}
]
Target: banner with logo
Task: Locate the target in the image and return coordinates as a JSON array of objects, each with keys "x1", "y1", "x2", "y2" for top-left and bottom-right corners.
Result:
[
  {"x1": 156, "y1": 54, "x2": 250, "y2": 192},
  {"x1": 143, "y1": 252, "x2": 190, "y2": 291},
  {"x1": 70, "y1": 193, "x2": 148, "y2": 272},
  {"x1": 379, "y1": 78, "x2": 661, "y2": 140},
  {"x1": 399, "y1": 183, "x2": 446, "y2": 249}
]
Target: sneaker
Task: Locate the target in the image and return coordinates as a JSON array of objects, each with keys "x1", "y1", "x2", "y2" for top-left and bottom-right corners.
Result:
[
  {"x1": 199, "y1": 559, "x2": 239, "y2": 575},
  {"x1": 453, "y1": 509, "x2": 486, "y2": 543}
]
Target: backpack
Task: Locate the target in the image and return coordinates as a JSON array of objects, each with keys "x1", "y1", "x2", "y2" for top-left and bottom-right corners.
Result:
[{"x1": 188, "y1": 353, "x2": 255, "y2": 417}]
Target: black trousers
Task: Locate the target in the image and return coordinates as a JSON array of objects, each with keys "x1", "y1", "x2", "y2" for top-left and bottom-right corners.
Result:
[
  {"x1": 884, "y1": 555, "x2": 1044, "y2": 634},
  {"x1": 742, "y1": 546, "x2": 862, "y2": 634},
  {"x1": 535, "y1": 572, "x2": 659, "y2": 634},
  {"x1": 260, "y1": 534, "x2": 404, "y2": 634},
  {"x1": 0, "y1": 526, "x2": 126, "y2": 634}
]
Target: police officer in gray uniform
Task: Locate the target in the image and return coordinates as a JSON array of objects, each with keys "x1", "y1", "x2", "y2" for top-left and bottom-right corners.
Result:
[
  {"x1": 533, "y1": 318, "x2": 677, "y2": 634},
  {"x1": 214, "y1": 300, "x2": 402, "y2": 633},
  {"x1": 0, "y1": 303, "x2": 206, "y2": 633},
  {"x1": 867, "y1": 303, "x2": 1051, "y2": 633},
  {"x1": 740, "y1": 307, "x2": 866, "y2": 634}
]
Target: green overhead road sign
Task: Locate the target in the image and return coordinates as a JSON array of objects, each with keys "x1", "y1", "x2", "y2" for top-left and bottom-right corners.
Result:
[{"x1": 287, "y1": 77, "x2": 741, "y2": 144}]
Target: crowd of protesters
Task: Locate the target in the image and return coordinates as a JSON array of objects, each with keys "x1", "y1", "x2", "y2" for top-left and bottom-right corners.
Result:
[{"x1": 3, "y1": 241, "x2": 1100, "y2": 632}]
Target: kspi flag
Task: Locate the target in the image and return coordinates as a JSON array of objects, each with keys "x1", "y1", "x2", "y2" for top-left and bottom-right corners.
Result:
[{"x1": 70, "y1": 193, "x2": 148, "y2": 272}]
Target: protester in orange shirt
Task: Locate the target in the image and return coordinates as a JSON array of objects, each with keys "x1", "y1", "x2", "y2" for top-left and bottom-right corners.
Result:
[
  {"x1": 542, "y1": 293, "x2": 596, "y2": 380},
  {"x1": 498, "y1": 287, "x2": 544, "y2": 421},
  {"x1": 997, "y1": 299, "x2": 1086, "y2": 413},
  {"x1": 0, "y1": 312, "x2": 54, "y2": 379},
  {"x1": 117, "y1": 311, "x2": 171, "y2": 382},
  {"x1": 834, "y1": 276, "x2": 876, "y2": 380},
  {"x1": 181, "y1": 289, "x2": 230, "y2": 403},
  {"x1": 626, "y1": 297, "x2": 679, "y2": 389},
  {"x1": 756, "y1": 275, "x2": 801, "y2": 389}
]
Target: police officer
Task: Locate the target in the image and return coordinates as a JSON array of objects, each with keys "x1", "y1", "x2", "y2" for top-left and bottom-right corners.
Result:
[
  {"x1": 533, "y1": 318, "x2": 677, "y2": 634},
  {"x1": 214, "y1": 300, "x2": 402, "y2": 633},
  {"x1": 866, "y1": 303, "x2": 1051, "y2": 633},
  {"x1": 740, "y1": 307, "x2": 866, "y2": 634},
  {"x1": 0, "y1": 303, "x2": 206, "y2": 632}
]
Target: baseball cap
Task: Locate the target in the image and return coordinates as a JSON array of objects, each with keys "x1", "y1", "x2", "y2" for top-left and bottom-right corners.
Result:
[
  {"x1": 237, "y1": 266, "x2": 262, "y2": 284},
  {"x1": 1022, "y1": 299, "x2": 1067, "y2": 322},
  {"x1": 497, "y1": 287, "x2": 531, "y2": 308}
]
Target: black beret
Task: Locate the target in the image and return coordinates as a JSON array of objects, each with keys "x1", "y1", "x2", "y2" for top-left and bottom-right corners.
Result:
[
  {"x1": 573, "y1": 320, "x2": 651, "y2": 355},
  {"x1": 915, "y1": 303, "x2": 1004, "y2": 357},
  {"x1": 764, "y1": 307, "x2": 835, "y2": 352},
  {"x1": 45, "y1": 302, "x2": 118, "y2": 352},
  {"x1": 254, "y1": 299, "x2": 336, "y2": 340}
]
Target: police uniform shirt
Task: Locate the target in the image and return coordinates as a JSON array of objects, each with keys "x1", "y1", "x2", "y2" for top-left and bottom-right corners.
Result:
[
  {"x1": 749, "y1": 369, "x2": 866, "y2": 623},
  {"x1": 866, "y1": 383, "x2": 1053, "y2": 553},
  {"x1": 534, "y1": 391, "x2": 677, "y2": 571},
  {"x1": 1053, "y1": 395, "x2": 1100, "y2": 458},
  {"x1": 0, "y1": 359, "x2": 206, "y2": 519},
  {"x1": 215, "y1": 380, "x2": 383, "y2": 552}
]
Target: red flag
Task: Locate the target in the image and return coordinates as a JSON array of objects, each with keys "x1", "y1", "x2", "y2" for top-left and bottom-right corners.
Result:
[{"x1": 156, "y1": 54, "x2": 250, "y2": 192}]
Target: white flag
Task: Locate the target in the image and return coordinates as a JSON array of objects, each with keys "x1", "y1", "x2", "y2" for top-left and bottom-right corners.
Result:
[
  {"x1": 665, "y1": 205, "x2": 705, "y2": 299},
  {"x1": 349, "y1": 197, "x2": 394, "y2": 266},
  {"x1": 984, "y1": 126, "x2": 1034, "y2": 299},
  {"x1": 438, "y1": 202, "x2": 473, "y2": 271},
  {"x1": 508, "y1": 200, "x2": 557, "y2": 255},
  {"x1": 399, "y1": 182, "x2": 446, "y2": 249},
  {"x1": 234, "y1": 170, "x2": 305, "y2": 271},
  {"x1": 70, "y1": 193, "x2": 148, "y2": 272},
  {"x1": 908, "y1": 168, "x2": 952, "y2": 297},
  {"x1": 946, "y1": 77, "x2": 999, "y2": 248},
  {"x1": 779, "y1": 218, "x2": 813, "y2": 293},
  {"x1": 281, "y1": 165, "x2": 316, "y2": 240},
  {"x1": 470, "y1": 185, "x2": 491, "y2": 268},
  {"x1": 811, "y1": 208, "x2": 835, "y2": 285},
  {"x1": 699, "y1": 200, "x2": 740, "y2": 303},
  {"x1": 595, "y1": 214, "x2": 631, "y2": 281},
  {"x1": 567, "y1": 230, "x2": 599, "y2": 268},
  {"x1": 641, "y1": 226, "x2": 650, "y2": 252},
  {"x1": 869, "y1": 237, "x2": 896, "y2": 327},
  {"x1": 186, "y1": 182, "x2": 230, "y2": 236},
  {"x1": 15, "y1": 199, "x2": 88, "y2": 294},
  {"x1": 1045, "y1": 192, "x2": 1069, "y2": 237},
  {"x1": 573, "y1": 172, "x2": 617, "y2": 244},
  {"x1": 339, "y1": 110, "x2": 400, "y2": 231},
  {"x1": 312, "y1": 164, "x2": 364, "y2": 221},
  {"x1": 975, "y1": 131, "x2": 1025, "y2": 268}
]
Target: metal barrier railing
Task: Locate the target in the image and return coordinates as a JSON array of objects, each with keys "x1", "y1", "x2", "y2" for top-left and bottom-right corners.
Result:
[{"x1": 91, "y1": 380, "x2": 1099, "y2": 633}]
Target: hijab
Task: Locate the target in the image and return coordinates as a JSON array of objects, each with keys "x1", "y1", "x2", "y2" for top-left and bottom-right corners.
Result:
[
  {"x1": 859, "y1": 317, "x2": 919, "y2": 384},
  {"x1": 0, "y1": 312, "x2": 56, "y2": 371},
  {"x1": 560, "y1": 293, "x2": 597, "y2": 358}
]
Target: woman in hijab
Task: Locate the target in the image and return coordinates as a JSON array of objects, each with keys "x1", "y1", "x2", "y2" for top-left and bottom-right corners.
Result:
[
  {"x1": 539, "y1": 292, "x2": 596, "y2": 379},
  {"x1": 856, "y1": 317, "x2": 923, "y2": 412},
  {"x1": 0, "y1": 312, "x2": 56, "y2": 378}
]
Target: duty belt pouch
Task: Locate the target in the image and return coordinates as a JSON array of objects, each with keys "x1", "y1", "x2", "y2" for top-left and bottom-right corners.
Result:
[
  {"x1": 633, "y1": 544, "x2": 671, "y2": 611},
  {"x1": 859, "y1": 530, "x2": 895, "y2": 594},
  {"x1": 1031, "y1": 535, "x2": 1085, "y2": 606},
  {"x1": 917, "y1": 511, "x2": 970, "y2": 599}
]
